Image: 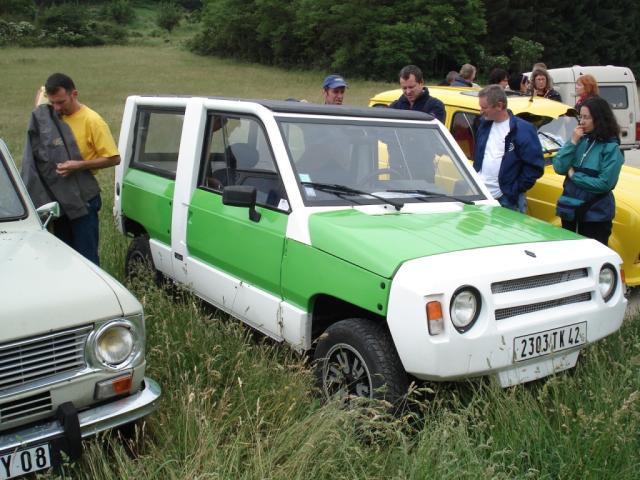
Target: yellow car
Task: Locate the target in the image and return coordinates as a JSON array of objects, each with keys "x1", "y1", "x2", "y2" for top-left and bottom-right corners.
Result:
[{"x1": 370, "y1": 87, "x2": 640, "y2": 286}]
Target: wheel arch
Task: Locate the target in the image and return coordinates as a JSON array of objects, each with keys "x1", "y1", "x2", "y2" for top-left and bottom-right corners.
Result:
[{"x1": 308, "y1": 293, "x2": 387, "y2": 343}]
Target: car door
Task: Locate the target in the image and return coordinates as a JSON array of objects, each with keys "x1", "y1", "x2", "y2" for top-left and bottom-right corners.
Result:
[{"x1": 185, "y1": 113, "x2": 289, "y2": 337}]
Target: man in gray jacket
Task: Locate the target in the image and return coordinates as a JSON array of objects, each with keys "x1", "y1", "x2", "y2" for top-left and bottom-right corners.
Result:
[{"x1": 22, "y1": 73, "x2": 119, "y2": 265}]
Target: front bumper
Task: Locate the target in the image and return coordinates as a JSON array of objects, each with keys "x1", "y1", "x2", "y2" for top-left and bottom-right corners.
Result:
[
  {"x1": 0, "y1": 377, "x2": 160, "y2": 453},
  {"x1": 387, "y1": 241, "x2": 627, "y2": 386}
]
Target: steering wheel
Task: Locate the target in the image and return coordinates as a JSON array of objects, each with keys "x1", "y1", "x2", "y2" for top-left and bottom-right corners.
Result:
[{"x1": 359, "y1": 167, "x2": 404, "y2": 185}]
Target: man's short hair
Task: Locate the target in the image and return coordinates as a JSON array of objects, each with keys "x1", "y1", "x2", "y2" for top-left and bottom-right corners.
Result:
[
  {"x1": 45, "y1": 73, "x2": 76, "y2": 95},
  {"x1": 459, "y1": 64, "x2": 476, "y2": 80},
  {"x1": 479, "y1": 84, "x2": 508, "y2": 109},
  {"x1": 399, "y1": 65, "x2": 423, "y2": 83}
]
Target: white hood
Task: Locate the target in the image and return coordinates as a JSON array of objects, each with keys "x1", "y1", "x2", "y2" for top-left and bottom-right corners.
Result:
[{"x1": 0, "y1": 229, "x2": 138, "y2": 341}]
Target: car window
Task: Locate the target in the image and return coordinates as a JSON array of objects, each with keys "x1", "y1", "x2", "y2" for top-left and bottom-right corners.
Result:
[
  {"x1": 131, "y1": 108, "x2": 185, "y2": 179},
  {"x1": 450, "y1": 112, "x2": 479, "y2": 160},
  {"x1": 279, "y1": 118, "x2": 485, "y2": 207},
  {"x1": 599, "y1": 86, "x2": 628, "y2": 109},
  {"x1": 538, "y1": 116, "x2": 578, "y2": 155},
  {"x1": 0, "y1": 157, "x2": 26, "y2": 221},
  {"x1": 198, "y1": 114, "x2": 287, "y2": 210}
]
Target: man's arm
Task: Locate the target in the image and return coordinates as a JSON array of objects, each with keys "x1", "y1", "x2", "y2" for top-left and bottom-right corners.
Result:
[
  {"x1": 427, "y1": 98, "x2": 446, "y2": 123},
  {"x1": 515, "y1": 123, "x2": 544, "y2": 192},
  {"x1": 56, "y1": 155, "x2": 120, "y2": 177}
]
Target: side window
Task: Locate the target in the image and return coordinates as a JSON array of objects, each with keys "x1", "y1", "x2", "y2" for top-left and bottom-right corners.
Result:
[
  {"x1": 131, "y1": 108, "x2": 185, "y2": 178},
  {"x1": 599, "y1": 86, "x2": 629, "y2": 109},
  {"x1": 199, "y1": 114, "x2": 288, "y2": 210},
  {"x1": 450, "y1": 112, "x2": 479, "y2": 160}
]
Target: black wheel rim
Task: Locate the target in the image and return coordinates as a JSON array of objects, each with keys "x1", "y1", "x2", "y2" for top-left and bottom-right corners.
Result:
[{"x1": 322, "y1": 343, "x2": 373, "y2": 399}]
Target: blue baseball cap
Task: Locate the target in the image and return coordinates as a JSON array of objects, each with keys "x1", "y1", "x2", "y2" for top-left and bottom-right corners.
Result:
[{"x1": 322, "y1": 74, "x2": 347, "y2": 89}]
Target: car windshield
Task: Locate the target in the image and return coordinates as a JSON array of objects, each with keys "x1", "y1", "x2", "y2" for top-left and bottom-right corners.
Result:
[
  {"x1": 0, "y1": 157, "x2": 26, "y2": 221},
  {"x1": 538, "y1": 116, "x2": 579, "y2": 154},
  {"x1": 278, "y1": 117, "x2": 485, "y2": 207}
]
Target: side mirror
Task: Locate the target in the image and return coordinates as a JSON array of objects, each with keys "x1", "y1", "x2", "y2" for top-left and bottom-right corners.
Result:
[
  {"x1": 36, "y1": 201, "x2": 60, "y2": 228},
  {"x1": 222, "y1": 185, "x2": 261, "y2": 222}
]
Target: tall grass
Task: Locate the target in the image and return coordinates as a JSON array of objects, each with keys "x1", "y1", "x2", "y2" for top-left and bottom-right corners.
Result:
[{"x1": 1, "y1": 46, "x2": 639, "y2": 479}]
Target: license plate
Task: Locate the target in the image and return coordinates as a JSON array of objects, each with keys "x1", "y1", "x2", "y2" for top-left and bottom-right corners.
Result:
[
  {"x1": 514, "y1": 322, "x2": 587, "y2": 362},
  {"x1": 0, "y1": 444, "x2": 51, "y2": 479}
]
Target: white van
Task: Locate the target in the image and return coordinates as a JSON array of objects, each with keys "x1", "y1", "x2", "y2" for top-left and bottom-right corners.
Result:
[{"x1": 543, "y1": 66, "x2": 639, "y2": 151}]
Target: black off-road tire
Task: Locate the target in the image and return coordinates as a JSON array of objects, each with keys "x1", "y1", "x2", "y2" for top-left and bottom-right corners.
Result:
[
  {"x1": 313, "y1": 318, "x2": 408, "y2": 404},
  {"x1": 124, "y1": 235, "x2": 162, "y2": 285}
]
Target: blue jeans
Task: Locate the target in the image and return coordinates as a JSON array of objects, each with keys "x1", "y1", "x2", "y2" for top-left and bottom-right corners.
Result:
[
  {"x1": 53, "y1": 194, "x2": 101, "y2": 266},
  {"x1": 498, "y1": 192, "x2": 527, "y2": 213}
]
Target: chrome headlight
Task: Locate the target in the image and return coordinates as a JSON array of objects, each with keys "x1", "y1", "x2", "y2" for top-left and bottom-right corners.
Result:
[
  {"x1": 598, "y1": 264, "x2": 617, "y2": 302},
  {"x1": 89, "y1": 317, "x2": 144, "y2": 370},
  {"x1": 450, "y1": 286, "x2": 481, "y2": 333}
]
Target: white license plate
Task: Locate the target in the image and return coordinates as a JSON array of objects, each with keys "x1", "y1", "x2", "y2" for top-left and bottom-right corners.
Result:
[
  {"x1": 514, "y1": 322, "x2": 587, "y2": 362},
  {"x1": 0, "y1": 444, "x2": 51, "y2": 479}
]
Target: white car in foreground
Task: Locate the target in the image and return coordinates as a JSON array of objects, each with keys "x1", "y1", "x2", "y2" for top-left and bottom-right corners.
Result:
[{"x1": 0, "y1": 140, "x2": 160, "y2": 479}]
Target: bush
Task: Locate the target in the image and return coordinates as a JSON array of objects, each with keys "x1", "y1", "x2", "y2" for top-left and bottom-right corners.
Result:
[
  {"x1": 0, "y1": 19, "x2": 36, "y2": 45},
  {"x1": 36, "y1": 3, "x2": 102, "y2": 46},
  {"x1": 102, "y1": 0, "x2": 135, "y2": 25},
  {"x1": 157, "y1": 2, "x2": 183, "y2": 32}
]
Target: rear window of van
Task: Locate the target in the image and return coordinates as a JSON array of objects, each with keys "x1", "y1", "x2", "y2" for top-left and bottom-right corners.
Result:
[{"x1": 599, "y1": 86, "x2": 628, "y2": 109}]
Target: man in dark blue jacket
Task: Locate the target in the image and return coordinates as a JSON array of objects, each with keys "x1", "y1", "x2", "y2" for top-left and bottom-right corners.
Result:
[
  {"x1": 473, "y1": 85, "x2": 544, "y2": 212},
  {"x1": 390, "y1": 65, "x2": 446, "y2": 123}
]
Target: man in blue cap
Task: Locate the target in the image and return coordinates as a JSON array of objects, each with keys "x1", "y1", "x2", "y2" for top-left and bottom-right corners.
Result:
[{"x1": 322, "y1": 74, "x2": 347, "y2": 105}]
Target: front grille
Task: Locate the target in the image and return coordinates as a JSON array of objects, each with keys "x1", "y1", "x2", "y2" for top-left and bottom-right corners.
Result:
[
  {"x1": 495, "y1": 292, "x2": 592, "y2": 320},
  {"x1": 492, "y1": 268, "x2": 588, "y2": 294},
  {"x1": 0, "y1": 326, "x2": 91, "y2": 391},
  {"x1": 0, "y1": 391, "x2": 52, "y2": 424}
]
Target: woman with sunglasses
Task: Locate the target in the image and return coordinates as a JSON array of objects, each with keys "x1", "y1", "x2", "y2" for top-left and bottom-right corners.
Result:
[{"x1": 553, "y1": 96, "x2": 624, "y2": 245}]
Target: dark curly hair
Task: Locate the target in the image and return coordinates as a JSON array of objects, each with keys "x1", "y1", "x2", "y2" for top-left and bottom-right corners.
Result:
[{"x1": 580, "y1": 96, "x2": 620, "y2": 142}]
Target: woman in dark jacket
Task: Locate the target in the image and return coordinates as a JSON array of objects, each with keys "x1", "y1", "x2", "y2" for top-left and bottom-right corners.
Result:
[
  {"x1": 530, "y1": 68, "x2": 562, "y2": 102},
  {"x1": 552, "y1": 96, "x2": 624, "y2": 245}
]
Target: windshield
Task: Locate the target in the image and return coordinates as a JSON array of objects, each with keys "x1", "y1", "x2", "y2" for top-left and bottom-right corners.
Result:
[
  {"x1": 279, "y1": 118, "x2": 485, "y2": 207},
  {"x1": 538, "y1": 116, "x2": 578, "y2": 154},
  {"x1": 0, "y1": 157, "x2": 26, "y2": 221}
]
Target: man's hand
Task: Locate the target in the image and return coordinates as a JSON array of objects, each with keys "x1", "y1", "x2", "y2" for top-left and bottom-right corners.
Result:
[
  {"x1": 56, "y1": 160, "x2": 85, "y2": 177},
  {"x1": 55, "y1": 155, "x2": 120, "y2": 177}
]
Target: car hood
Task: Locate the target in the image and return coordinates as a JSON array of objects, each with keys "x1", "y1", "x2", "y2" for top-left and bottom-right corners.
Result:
[
  {"x1": 0, "y1": 229, "x2": 135, "y2": 341},
  {"x1": 308, "y1": 205, "x2": 578, "y2": 278}
]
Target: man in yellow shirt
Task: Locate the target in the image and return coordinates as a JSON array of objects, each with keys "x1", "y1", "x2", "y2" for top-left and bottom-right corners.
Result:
[{"x1": 44, "y1": 73, "x2": 120, "y2": 265}]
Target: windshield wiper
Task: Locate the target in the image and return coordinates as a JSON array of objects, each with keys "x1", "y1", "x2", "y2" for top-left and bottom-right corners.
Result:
[
  {"x1": 538, "y1": 131, "x2": 563, "y2": 151},
  {"x1": 301, "y1": 182, "x2": 404, "y2": 211},
  {"x1": 386, "y1": 189, "x2": 475, "y2": 205}
]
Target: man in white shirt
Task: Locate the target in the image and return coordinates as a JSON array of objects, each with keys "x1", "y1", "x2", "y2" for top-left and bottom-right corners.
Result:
[{"x1": 473, "y1": 85, "x2": 544, "y2": 212}]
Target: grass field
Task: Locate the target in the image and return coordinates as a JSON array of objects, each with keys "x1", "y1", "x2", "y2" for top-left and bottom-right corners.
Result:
[{"x1": 1, "y1": 45, "x2": 640, "y2": 479}]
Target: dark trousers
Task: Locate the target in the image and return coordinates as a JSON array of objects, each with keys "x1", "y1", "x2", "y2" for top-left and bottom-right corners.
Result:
[
  {"x1": 53, "y1": 194, "x2": 102, "y2": 266},
  {"x1": 561, "y1": 218, "x2": 612, "y2": 246}
]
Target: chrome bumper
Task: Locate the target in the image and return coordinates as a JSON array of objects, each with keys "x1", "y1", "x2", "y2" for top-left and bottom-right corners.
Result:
[{"x1": 0, "y1": 377, "x2": 160, "y2": 452}]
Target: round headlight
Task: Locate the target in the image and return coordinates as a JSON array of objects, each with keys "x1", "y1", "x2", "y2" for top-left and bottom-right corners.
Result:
[
  {"x1": 598, "y1": 264, "x2": 617, "y2": 302},
  {"x1": 450, "y1": 286, "x2": 481, "y2": 333},
  {"x1": 96, "y1": 325, "x2": 134, "y2": 366}
]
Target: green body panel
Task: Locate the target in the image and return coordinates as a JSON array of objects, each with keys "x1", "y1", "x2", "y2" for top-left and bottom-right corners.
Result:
[
  {"x1": 122, "y1": 168, "x2": 174, "y2": 245},
  {"x1": 188, "y1": 189, "x2": 287, "y2": 296},
  {"x1": 281, "y1": 239, "x2": 390, "y2": 315},
  {"x1": 309, "y1": 205, "x2": 580, "y2": 278}
]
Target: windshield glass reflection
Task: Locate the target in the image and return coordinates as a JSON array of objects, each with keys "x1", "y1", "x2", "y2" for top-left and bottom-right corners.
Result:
[
  {"x1": 279, "y1": 119, "x2": 485, "y2": 207},
  {"x1": 0, "y1": 158, "x2": 26, "y2": 221},
  {"x1": 538, "y1": 116, "x2": 579, "y2": 153}
]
